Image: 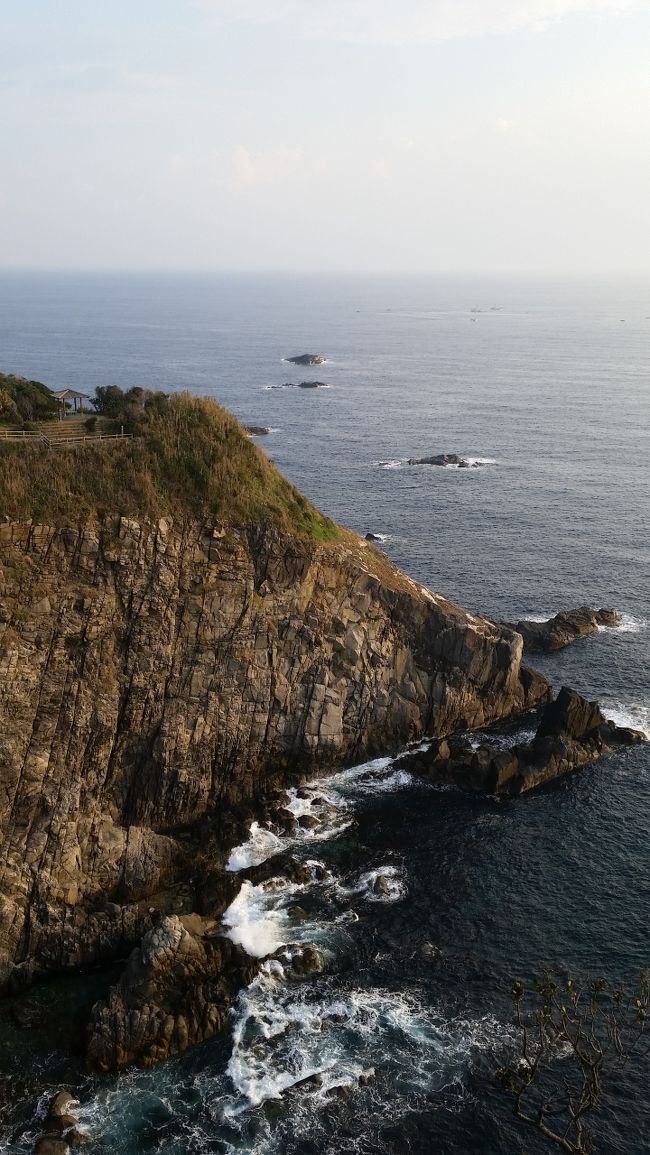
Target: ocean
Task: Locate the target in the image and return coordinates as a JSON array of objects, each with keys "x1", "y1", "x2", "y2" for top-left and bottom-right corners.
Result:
[{"x1": 0, "y1": 272, "x2": 649, "y2": 1154}]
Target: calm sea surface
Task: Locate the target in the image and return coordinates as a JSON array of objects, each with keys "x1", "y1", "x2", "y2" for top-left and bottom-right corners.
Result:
[{"x1": 0, "y1": 273, "x2": 649, "y2": 1154}]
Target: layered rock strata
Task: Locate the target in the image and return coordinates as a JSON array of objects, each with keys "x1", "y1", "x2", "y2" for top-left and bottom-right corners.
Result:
[{"x1": 0, "y1": 516, "x2": 547, "y2": 998}]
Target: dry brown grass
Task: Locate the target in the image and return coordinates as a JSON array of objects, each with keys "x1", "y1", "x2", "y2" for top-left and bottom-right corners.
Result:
[{"x1": 0, "y1": 392, "x2": 337, "y2": 540}]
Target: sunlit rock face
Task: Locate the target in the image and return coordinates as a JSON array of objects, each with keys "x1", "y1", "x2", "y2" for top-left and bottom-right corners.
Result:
[{"x1": 0, "y1": 515, "x2": 547, "y2": 993}]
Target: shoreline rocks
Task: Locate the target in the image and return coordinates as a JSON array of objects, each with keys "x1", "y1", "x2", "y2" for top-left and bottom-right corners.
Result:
[
  {"x1": 32, "y1": 1091, "x2": 82, "y2": 1154},
  {"x1": 505, "y1": 607, "x2": 622, "y2": 652},
  {"x1": 396, "y1": 687, "x2": 645, "y2": 796},
  {"x1": 86, "y1": 916, "x2": 258, "y2": 1071},
  {"x1": 244, "y1": 425, "x2": 272, "y2": 436}
]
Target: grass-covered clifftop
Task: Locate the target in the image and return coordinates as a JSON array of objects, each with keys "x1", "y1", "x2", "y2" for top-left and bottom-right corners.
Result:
[{"x1": 0, "y1": 385, "x2": 336, "y2": 539}]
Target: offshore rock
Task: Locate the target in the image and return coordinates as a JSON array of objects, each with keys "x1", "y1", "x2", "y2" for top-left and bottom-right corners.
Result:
[
  {"x1": 86, "y1": 915, "x2": 257, "y2": 1070},
  {"x1": 0, "y1": 517, "x2": 547, "y2": 994},
  {"x1": 285, "y1": 354, "x2": 326, "y2": 365},
  {"x1": 505, "y1": 607, "x2": 622, "y2": 652},
  {"x1": 408, "y1": 454, "x2": 478, "y2": 468},
  {"x1": 399, "y1": 687, "x2": 645, "y2": 795}
]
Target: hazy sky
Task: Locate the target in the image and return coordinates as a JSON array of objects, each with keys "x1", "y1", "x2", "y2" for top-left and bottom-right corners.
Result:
[{"x1": 2, "y1": 0, "x2": 649, "y2": 273}]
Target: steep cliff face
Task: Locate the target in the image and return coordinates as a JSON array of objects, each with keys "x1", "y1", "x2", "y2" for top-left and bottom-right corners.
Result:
[{"x1": 0, "y1": 513, "x2": 546, "y2": 992}]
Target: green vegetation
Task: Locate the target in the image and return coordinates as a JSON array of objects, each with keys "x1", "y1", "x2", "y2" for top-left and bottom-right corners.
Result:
[
  {"x1": 0, "y1": 372, "x2": 60, "y2": 425},
  {"x1": 0, "y1": 383, "x2": 338, "y2": 540}
]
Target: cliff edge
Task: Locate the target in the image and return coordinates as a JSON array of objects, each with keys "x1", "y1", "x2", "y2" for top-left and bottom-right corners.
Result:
[{"x1": 0, "y1": 388, "x2": 547, "y2": 1036}]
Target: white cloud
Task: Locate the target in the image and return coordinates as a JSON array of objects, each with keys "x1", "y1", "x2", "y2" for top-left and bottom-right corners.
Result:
[
  {"x1": 229, "y1": 144, "x2": 303, "y2": 187},
  {"x1": 196, "y1": 0, "x2": 645, "y2": 43},
  {"x1": 495, "y1": 117, "x2": 520, "y2": 132}
]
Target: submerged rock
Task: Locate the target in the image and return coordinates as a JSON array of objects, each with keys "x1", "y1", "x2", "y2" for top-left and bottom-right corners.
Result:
[
  {"x1": 505, "y1": 606, "x2": 622, "y2": 652},
  {"x1": 408, "y1": 454, "x2": 478, "y2": 468},
  {"x1": 398, "y1": 687, "x2": 645, "y2": 795},
  {"x1": 269, "y1": 381, "x2": 329, "y2": 390}
]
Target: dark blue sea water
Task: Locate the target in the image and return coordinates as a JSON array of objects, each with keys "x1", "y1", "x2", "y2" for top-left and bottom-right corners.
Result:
[{"x1": 0, "y1": 273, "x2": 649, "y2": 1154}]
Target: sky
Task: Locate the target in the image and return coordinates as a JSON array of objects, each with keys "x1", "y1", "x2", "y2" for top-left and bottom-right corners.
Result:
[{"x1": 1, "y1": 0, "x2": 649, "y2": 274}]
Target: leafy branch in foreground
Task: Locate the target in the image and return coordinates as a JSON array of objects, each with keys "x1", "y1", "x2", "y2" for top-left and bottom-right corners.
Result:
[{"x1": 496, "y1": 968, "x2": 650, "y2": 1154}]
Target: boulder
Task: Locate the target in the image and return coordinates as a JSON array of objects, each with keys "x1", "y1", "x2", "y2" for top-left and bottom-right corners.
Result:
[
  {"x1": 33, "y1": 1140, "x2": 70, "y2": 1155},
  {"x1": 297, "y1": 813, "x2": 319, "y2": 830},
  {"x1": 283, "y1": 944, "x2": 324, "y2": 978},
  {"x1": 372, "y1": 875, "x2": 392, "y2": 897},
  {"x1": 505, "y1": 607, "x2": 622, "y2": 653},
  {"x1": 244, "y1": 425, "x2": 271, "y2": 436},
  {"x1": 46, "y1": 1093, "x2": 79, "y2": 1123}
]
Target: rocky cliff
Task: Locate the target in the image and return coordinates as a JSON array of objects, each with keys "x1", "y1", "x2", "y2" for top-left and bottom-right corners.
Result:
[
  {"x1": 0, "y1": 387, "x2": 553, "y2": 1075},
  {"x1": 0, "y1": 511, "x2": 546, "y2": 996}
]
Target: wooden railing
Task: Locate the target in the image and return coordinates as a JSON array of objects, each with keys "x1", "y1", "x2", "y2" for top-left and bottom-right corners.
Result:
[{"x1": 0, "y1": 429, "x2": 132, "y2": 446}]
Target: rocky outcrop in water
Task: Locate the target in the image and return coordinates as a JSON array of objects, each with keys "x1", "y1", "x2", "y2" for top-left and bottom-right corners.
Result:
[
  {"x1": 285, "y1": 354, "x2": 326, "y2": 366},
  {"x1": 32, "y1": 1091, "x2": 81, "y2": 1153},
  {"x1": 504, "y1": 607, "x2": 622, "y2": 652},
  {"x1": 408, "y1": 454, "x2": 479, "y2": 468},
  {"x1": 0, "y1": 516, "x2": 547, "y2": 999},
  {"x1": 396, "y1": 687, "x2": 645, "y2": 795}
]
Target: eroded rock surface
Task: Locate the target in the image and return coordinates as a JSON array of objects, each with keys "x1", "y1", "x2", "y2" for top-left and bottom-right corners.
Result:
[{"x1": 505, "y1": 607, "x2": 622, "y2": 652}]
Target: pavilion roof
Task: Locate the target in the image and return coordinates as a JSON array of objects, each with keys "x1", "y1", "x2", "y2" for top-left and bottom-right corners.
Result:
[{"x1": 49, "y1": 388, "x2": 90, "y2": 401}]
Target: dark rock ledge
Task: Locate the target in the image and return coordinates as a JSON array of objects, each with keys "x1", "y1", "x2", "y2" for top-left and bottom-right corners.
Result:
[
  {"x1": 395, "y1": 687, "x2": 645, "y2": 795},
  {"x1": 407, "y1": 454, "x2": 490, "y2": 468},
  {"x1": 504, "y1": 607, "x2": 622, "y2": 652}
]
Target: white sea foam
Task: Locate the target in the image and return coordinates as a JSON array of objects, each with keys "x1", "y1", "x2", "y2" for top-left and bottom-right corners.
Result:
[
  {"x1": 599, "y1": 612, "x2": 648, "y2": 634},
  {"x1": 374, "y1": 459, "x2": 403, "y2": 470},
  {"x1": 336, "y1": 865, "x2": 408, "y2": 904},
  {"x1": 321, "y1": 755, "x2": 413, "y2": 797},
  {"x1": 600, "y1": 701, "x2": 650, "y2": 738},
  {"x1": 224, "y1": 972, "x2": 510, "y2": 1118},
  {"x1": 227, "y1": 756, "x2": 414, "y2": 874},
  {"x1": 222, "y1": 879, "x2": 301, "y2": 957},
  {"x1": 513, "y1": 610, "x2": 647, "y2": 632},
  {"x1": 226, "y1": 822, "x2": 284, "y2": 872}
]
